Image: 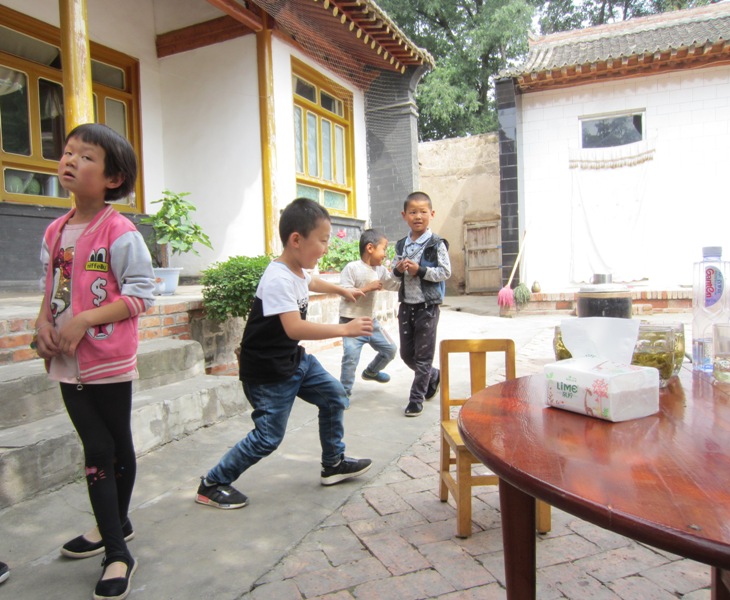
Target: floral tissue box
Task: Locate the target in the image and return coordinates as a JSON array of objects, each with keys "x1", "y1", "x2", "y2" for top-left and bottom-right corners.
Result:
[{"x1": 544, "y1": 357, "x2": 659, "y2": 422}]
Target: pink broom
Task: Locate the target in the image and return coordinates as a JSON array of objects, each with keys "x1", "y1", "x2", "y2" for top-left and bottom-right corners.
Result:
[{"x1": 497, "y1": 230, "x2": 527, "y2": 308}]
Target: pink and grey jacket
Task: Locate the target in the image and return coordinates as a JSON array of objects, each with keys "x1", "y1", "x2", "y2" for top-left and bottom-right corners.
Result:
[{"x1": 40, "y1": 205, "x2": 156, "y2": 383}]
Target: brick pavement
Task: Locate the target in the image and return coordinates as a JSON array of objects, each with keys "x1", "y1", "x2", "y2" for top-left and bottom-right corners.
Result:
[{"x1": 244, "y1": 310, "x2": 711, "y2": 600}]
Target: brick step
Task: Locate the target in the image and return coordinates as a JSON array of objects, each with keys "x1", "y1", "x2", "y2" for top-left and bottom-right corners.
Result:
[
  {"x1": 0, "y1": 372, "x2": 245, "y2": 510},
  {"x1": 0, "y1": 338, "x2": 205, "y2": 430}
]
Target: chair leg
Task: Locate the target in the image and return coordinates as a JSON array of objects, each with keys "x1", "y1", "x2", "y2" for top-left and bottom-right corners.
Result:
[
  {"x1": 455, "y1": 451, "x2": 472, "y2": 538},
  {"x1": 439, "y1": 435, "x2": 449, "y2": 502},
  {"x1": 536, "y1": 499, "x2": 552, "y2": 534}
]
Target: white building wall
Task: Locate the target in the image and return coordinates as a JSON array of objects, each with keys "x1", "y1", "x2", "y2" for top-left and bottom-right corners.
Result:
[
  {"x1": 519, "y1": 65, "x2": 730, "y2": 291},
  {"x1": 158, "y1": 36, "x2": 264, "y2": 272},
  {"x1": 3, "y1": 0, "x2": 372, "y2": 275}
]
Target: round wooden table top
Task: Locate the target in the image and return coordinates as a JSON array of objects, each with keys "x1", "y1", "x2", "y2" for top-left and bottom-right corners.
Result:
[{"x1": 458, "y1": 370, "x2": 730, "y2": 569}]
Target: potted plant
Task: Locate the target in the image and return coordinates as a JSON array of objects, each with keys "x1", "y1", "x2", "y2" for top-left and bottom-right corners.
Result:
[{"x1": 140, "y1": 190, "x2": 213, "y2": 295}]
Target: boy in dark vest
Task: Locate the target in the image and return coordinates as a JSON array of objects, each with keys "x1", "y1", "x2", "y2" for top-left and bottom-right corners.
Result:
[{"x1": 392, "y1": 192, "x2": 451, "y2": 417}]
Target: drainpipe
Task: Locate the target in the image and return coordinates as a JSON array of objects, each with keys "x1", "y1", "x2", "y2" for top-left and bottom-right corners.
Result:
[{"x1": 59, "y1": 0, "x2": 94, "y2": 208}]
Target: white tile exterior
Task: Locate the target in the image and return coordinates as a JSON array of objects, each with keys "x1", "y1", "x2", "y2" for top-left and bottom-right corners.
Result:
[{"x1": 518, "y1": 65, "x2": 730, "y2": 291}]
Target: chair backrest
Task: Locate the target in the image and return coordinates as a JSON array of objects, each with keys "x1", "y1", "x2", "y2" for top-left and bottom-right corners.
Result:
[{"x1": 439, "y1": 339, "x2": 517, "y2": 423}]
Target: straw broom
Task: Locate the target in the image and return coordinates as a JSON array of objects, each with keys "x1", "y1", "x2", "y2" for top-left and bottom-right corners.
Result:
[{"x1": 497, "y1": 230, "x2": 527, "y2": 308}]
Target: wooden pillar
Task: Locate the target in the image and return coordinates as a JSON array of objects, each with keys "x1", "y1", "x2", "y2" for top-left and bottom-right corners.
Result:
[
  {"x1": 59, "y1": 0, "x2": 94, "y2": 208},
  {"x1": 256, "y1": 13, "x2": 276, "y2": 255},
  {"x1": 59, "y1": 0, "x2": 94, "y2": 127}
]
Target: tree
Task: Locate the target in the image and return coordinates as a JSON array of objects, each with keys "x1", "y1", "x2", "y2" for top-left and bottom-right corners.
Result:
[
  {"x1": 377, "y1": 0, "x2": 536, "y2": 141},
  {"x1": 379, "y1": 0, "x2": 718, "y2": 140},
  {"x1": 538, "y1": 0, "x2": 715, "y2": 34}
]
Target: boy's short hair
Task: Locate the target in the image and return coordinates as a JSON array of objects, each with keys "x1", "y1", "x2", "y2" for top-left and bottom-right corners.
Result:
[
  {"x1": 65, "y1": 123, "x2": 137, "y2": 201},
  {"x1": 404, "y1": 191, "x2": 432, "y2": 211},
  {"x1": 359, "y1": 228, "x2": 386, "y2": 257},
  {"x1": 279, "y1": 198, "x2": 331, "y2": 245}
]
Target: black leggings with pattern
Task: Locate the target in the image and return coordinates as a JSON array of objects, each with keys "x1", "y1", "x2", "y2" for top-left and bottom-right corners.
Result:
[{"x1": 60, "y1": 381, "x2": 136, "y2": 563}]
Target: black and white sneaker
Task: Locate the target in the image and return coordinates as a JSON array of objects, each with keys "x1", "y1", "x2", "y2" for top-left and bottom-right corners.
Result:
[
  {"x1": 321, "y1": 457, "x2": 372, "y2": 486},
  {"x1": 195, "y1": 477, "x2": 249, "y2": 509},
  {"x1": 0, "y1": 561, "x2": 8, "y2": 585}
]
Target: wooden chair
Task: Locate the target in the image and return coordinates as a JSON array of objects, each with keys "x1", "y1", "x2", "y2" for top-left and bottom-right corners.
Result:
[{"x1": 439, "y1": 338, "x2": 552, "y2": 538}]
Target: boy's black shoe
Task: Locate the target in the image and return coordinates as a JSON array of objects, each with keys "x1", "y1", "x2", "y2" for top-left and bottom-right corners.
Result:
[
  {"x1": 195, "y1": 477, "x2": 249, "y2": 509},
  {"x1": 425, "y1": 370, "x2": 441, "y2": 400},
  {"x1": 0, "y1": 561, "x2": 8, "y2": 584},
  {"x1": 61, "y1": 520, "x2": 135, "y2": 559},
  {"x1": 321, "y1": 457, "x2": 372, "y2": 486},
  {"x1": 93, "y1": 555, "x2": 137, "y2": 600},
  {"x1": 405, "y1": 401, "x2": 423, "y2": 417}
]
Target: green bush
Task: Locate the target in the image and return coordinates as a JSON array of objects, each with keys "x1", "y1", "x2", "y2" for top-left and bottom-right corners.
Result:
[
  {"x1": 319, "y1": 238, "x2": 361, "y2": 272},
  {"x1": 201, "y1": 255, "x2": 271, "y2": 322},
  {"x1": 319, "y1": 238, "x2": 396, "y2": 272}
]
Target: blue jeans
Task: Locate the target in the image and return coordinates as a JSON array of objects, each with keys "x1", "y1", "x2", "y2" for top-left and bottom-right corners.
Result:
[
  {"x1": 339, "y1": 317, "x2": 397, "y2": 395},
  {"x1": 207, "y1": 352, "x2": 348, "y2": 485}
]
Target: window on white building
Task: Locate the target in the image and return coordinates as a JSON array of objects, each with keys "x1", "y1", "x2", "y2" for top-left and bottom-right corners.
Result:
[
  {"x1": 292, "y1": 58, "x2": 354, "y2": 216},
  {"x1": 581, "y1": 112, "x2": 644, "y2": 149}
]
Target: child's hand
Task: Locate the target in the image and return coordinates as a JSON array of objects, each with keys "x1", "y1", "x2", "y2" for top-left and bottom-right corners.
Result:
[
  {"x1": 344, "y1": 317, "x2": 373, "y2": 337},
  {"x1": 57, "y1": 314, "x2": 91, "y2": 356},
  {"x1": 363, "y1": 281, "x2": 382, "y2": 293},
  {"x1": 34, "y1": 323, "x2": 60, "y2": 359},
  {"x1": 396, "y1": 259, "x2": 418, "y2": 276},
  {"x1": 341, "y1": 287, "x2": 365, "y2": 302}
]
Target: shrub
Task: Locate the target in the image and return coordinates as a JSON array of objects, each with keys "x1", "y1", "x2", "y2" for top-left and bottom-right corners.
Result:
[
  {"x1": 514, "y1": 282, "x2": 532, "y2": 307},
  {"x1": 319, "y1": 238, "x2": 397, "y2": 273},
  {"x1": 319, "y1": 238, "x2": 361, "y2": 272},
  {"x1": 201, "y1": 255, "x2": 271, "y2": 322}
]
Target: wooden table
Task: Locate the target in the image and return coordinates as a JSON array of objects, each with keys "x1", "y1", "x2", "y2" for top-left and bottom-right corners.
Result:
[{"x1": 458, "y1": 371, "x2": 730, "y2": 599}]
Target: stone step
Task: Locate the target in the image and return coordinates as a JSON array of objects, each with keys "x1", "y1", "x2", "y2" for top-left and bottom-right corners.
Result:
[
  {"x1": 0, "y1": 338, "x2": 205, "y2": 430},
  {"x1": 0, "y1": 374, "x2": 245, "y2": 510}
]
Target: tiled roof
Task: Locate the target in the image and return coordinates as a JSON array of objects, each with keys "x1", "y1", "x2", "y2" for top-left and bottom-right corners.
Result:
[{"x1": 505, "y1": 1, "x2": 730, "y2": 90}]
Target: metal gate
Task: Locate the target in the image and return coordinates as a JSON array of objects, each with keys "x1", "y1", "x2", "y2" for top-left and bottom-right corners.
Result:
[{"x1": 464, "y1": 220, "x2": 502, "y2": 293}]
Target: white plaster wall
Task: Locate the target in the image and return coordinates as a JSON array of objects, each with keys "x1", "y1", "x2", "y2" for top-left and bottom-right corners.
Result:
[
  {"x1": 5, "y1": 1, "x2": 373, "y2": 275},
  {"x1": 519, "y1": 65, "x2": 730, "y2": 291},
  {"x1": 158, "y1": 36, "x2": 264, "y2": 272}
]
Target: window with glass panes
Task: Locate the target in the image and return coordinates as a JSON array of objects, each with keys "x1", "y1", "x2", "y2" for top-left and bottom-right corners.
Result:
[
  {"x1": 0, "y1": 6, "x2": 142, "y2": 211},
  {"x1": 292, "y1": 58, "x2": 354, "y2": 216}
]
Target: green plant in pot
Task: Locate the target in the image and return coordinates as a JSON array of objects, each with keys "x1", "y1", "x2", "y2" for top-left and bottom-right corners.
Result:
[
  {"x1": 140, "y1": 190, "x2": 213, "y2": 294},
  {"x1": 514, "y1": 282, "x2": 532, "y2": 309}
]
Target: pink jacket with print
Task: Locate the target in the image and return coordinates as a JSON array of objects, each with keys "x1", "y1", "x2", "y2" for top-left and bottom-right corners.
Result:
[{"x1": 41, "y1": 206, "x2": 155, "y2": 383}]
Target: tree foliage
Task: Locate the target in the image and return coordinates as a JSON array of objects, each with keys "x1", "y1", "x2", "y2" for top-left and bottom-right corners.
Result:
[
  {"x1": 377, "y1": 0, "x2": 536, "y2": 141},
  {"x1": 378, "y1": 0, "x2": 717, "y2": 141}
]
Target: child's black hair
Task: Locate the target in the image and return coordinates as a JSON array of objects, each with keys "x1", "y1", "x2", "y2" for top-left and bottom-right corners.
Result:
[
  {"x1": 403, "y1": 191, "x2": 432, "y2": 211},
  {"x1": 359, "y1": 228, "x2": 386, "y2": 257},
  {"x1": 65, "y1": 123, "x2": 137, "y2": 201},
  {"x1": 279, "y1": 198, "x2": 331, "y2": 245}
]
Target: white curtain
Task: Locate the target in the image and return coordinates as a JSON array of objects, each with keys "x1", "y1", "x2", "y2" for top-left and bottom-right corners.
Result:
[{"x1": 569, "y1": 140, "x2": 655, "y2": 283}]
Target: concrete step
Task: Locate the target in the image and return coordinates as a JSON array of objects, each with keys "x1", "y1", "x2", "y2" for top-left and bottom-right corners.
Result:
[
  {"x1": 0, "y1": 338, "x2": 205, "y2": 430},
  {"x1": 0, "y1": 353, "x2": 245, "y2": 510}
]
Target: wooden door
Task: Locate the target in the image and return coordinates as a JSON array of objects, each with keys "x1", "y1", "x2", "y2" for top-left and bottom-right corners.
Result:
[{"x1": 464, "y1": 220, "x2": 501, "y2": 293}]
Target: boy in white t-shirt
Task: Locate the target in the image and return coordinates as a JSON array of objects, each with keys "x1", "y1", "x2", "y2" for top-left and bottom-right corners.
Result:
[
  {"x1": 339, "y1": 229, "x2": 400, "y2": 397},
  {"x1": 196, "y1": 198, "x2": 374, "y2": 509}
]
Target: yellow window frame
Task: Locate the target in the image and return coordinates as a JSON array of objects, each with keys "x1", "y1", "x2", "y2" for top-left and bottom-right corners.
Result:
[
  {"x1": 292, "y1": 57, "x2": 355, "y2": 217},
  {"x1": 0, "y1": 5, "x2": 143, "y2": 212}
]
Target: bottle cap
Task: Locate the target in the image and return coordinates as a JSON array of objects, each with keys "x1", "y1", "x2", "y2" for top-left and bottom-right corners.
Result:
[{"x1": 702, "y1": 246, "x2": 722, "y2": 259}]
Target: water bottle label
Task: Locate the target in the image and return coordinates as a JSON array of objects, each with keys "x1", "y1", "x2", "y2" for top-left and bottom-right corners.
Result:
[{"x1": 705, "y1": 266, "x2": 725, "y2": 307}]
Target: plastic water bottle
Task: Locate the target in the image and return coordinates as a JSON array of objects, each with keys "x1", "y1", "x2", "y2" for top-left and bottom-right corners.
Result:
[{"x1": 692, "y1": 246, "x2": 730, "y2": 372}]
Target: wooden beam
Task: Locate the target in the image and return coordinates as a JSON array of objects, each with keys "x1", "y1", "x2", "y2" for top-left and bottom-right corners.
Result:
[
  {"x1": 207, "y1": 0, "x2": 263, "y2": 31},
  {"x1": 156, "y1": 16, "x2": 253, "y2": 58}
]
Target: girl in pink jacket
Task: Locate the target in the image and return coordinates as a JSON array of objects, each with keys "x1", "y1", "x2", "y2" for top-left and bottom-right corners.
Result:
[{"x1": 34, "y1": 123, "x2": 155, "y2": 600}]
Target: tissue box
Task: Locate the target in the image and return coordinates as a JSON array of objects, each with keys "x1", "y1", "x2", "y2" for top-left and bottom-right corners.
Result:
[{"x1": 544, "y1": 357, "x2": 659, "y2": 422}]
